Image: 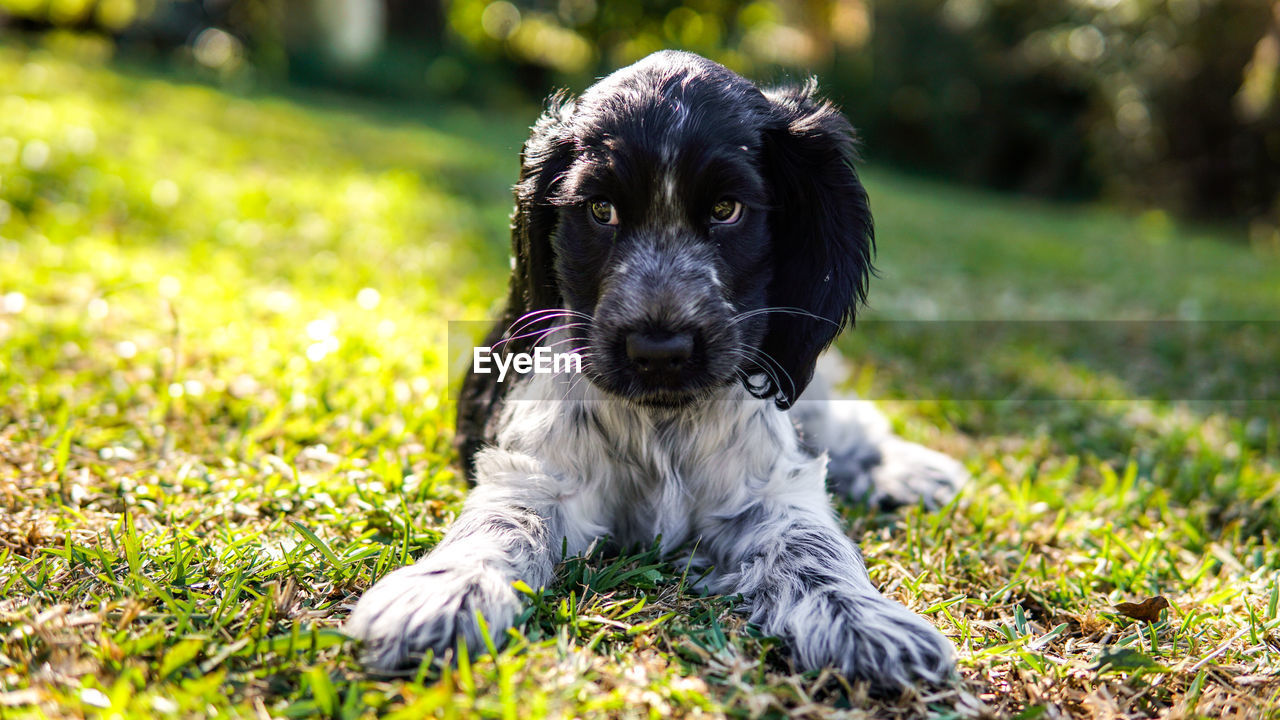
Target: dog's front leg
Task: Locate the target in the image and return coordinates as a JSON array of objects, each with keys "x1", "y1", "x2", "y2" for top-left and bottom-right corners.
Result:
[
  {"x1": 346, "y1": 475, "x2": 581, "y2": 670},
  {"x1": 706, "y1": 497, "x2": 955, "y2": 690}
]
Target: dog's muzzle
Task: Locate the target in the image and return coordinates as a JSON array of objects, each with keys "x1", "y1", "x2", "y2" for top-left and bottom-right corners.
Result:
[{"x1": 588, "y1": 238, "x2": 739, "y2": 403}]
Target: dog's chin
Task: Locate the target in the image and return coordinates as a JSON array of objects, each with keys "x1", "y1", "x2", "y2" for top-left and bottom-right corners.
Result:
[{"x1": 625, "y1": 388, "x2": 706, "y2": 409}]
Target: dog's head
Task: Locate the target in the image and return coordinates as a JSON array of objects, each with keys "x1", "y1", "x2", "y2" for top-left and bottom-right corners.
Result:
[{"x1": 509, "y1": 50, "x2": 873, "y2": 408}]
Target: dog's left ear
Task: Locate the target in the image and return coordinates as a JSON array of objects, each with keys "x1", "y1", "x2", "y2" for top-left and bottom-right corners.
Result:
[
  {"x1": 510, "y1": 92, "x2": 577, "y2": 315},
  {"x1": 755, "y1": 80, "x2": 874, "y2": 408}
]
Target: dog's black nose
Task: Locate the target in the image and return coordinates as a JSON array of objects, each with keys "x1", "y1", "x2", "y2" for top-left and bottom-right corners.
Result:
[{"x1": 626, "y1": 331, "x2": 693, "y2": 375}]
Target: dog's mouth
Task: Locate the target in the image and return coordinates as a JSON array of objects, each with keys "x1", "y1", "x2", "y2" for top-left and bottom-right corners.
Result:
[
  {"x1": 587, "y1": 372, "x2": 738, "y2": 408},
  {"x1": 577, "y1": 324, "x2": 741, "y2": 406}
]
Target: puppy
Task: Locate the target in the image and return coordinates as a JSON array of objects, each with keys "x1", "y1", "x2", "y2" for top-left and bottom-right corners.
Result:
[{"x1": 346, "y1": 50, "x2": 968, "y2": 691}]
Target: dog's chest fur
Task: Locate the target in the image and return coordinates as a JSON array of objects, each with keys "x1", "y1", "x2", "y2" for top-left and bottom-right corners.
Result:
[{"x1": 481, "y1": 371, "x2": 827, "y2": 552}]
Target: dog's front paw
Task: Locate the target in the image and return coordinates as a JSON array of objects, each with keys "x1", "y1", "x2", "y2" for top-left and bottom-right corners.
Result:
[
  {"x1": 831, "y1": 437, "x2": 968, "y2": 511},
  {"x1": 344, "y1": 560, "x2": 521, "y2": 670},
  {"x1": 787, "y1": 591, "x2": 955, "y2": 691}
]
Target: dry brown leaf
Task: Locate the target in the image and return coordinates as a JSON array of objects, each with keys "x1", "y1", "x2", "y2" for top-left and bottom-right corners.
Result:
[{"x1": 1112, "y1": 596, "x2": 1170, "y2": 622}]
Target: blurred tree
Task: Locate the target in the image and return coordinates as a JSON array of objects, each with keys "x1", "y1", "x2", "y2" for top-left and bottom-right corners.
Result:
[{"x1": 1005, "y1": 0, "x2": 1280, "y2": 220}]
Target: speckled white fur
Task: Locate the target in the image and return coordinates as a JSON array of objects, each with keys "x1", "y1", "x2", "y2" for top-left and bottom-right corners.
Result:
[{"x1": 346, "y1": 356, "x2": 963, "y2": 689}]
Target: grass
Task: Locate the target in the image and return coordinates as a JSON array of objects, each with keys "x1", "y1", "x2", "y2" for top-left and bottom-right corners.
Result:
[{"x1": 1, "y1": 36, "x2": 1279, "y2": 719}]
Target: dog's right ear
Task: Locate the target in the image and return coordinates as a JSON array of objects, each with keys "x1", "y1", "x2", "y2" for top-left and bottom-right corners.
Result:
[
  {"x1": 511, "y1": 92, "x2": 577, "y2": 313},
  {"x1": 753, "y1": 81, "x2": 874, "y2": 409}
]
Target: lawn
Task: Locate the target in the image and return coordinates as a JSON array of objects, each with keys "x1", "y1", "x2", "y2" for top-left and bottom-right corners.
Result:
[{"x1": 2, "y1": 37, "x2": 1279, "y2": 719}]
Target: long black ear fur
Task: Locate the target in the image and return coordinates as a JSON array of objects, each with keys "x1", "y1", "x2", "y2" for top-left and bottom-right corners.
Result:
[
  {"x1": 508, "y1": 92, "x2": 577, "y2": 318},
  {"x1": 456, "y1": 94, "x2": 575, "y2": 482},
  {"x1": 756, "y1": 80, "x2": 875, "y2": 408}
]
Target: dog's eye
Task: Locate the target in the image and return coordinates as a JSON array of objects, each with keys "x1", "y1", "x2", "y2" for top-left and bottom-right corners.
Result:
[
  {"x1": 589, "y1": 199, "x2": 618, "y2": 226},
  {"x1": 710, "y1": 199, "x2": 742, "y2": 224}
]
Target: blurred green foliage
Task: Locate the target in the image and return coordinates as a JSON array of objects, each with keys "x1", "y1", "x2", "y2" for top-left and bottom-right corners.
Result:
[{"x1": 2, "y1": 0, "x2": 1279, "y2": 230}]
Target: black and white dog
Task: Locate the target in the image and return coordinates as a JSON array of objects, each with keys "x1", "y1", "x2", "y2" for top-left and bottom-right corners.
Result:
[{"x1": 347, "y1": 51, "x2": 969, "y2": 691}]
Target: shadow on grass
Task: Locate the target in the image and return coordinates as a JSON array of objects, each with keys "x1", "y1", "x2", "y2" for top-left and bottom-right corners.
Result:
[{"x1": 843, "y1": 321, "x2": 1280, "y2": 536}]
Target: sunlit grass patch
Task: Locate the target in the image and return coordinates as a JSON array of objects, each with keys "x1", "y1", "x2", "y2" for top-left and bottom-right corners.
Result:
[{"x1": 1, "y1": 40, "x2": 1278, "y2": 718}]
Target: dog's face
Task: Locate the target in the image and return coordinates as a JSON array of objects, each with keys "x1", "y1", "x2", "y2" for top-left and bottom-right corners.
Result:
[{"x1": 510, "y1": 51, "x2": 874, "y2": 408}]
